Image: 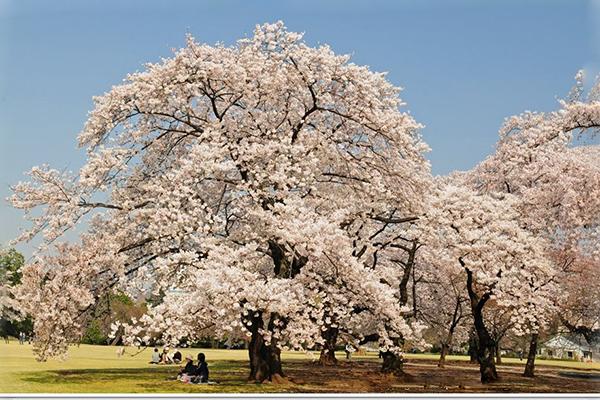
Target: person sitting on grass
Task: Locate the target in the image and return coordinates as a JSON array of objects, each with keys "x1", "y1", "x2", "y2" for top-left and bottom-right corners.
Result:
[
  {"x1": 150, "y1": 347, "x2": 160, "y2": 364},
  {"x1": 160, "y1": 346, "x2": 174, "y2": 364},
  {"x1": 177, "y1": 355, "x2": 197, "y2": 382},
  {"x1": 173, "y1": 349, "x2": 182, "y2": 364},
  {"x1": 191, "y1": 353, "x2": 209, "y2": 384}
]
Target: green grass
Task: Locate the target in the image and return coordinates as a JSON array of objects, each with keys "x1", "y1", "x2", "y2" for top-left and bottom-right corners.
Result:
[
  {"x1": 0, "y1": 342, "x2": 284, "y2": 393},
  {"x1": 1, "y1": 342, "x2": 598, "y2": 393}
]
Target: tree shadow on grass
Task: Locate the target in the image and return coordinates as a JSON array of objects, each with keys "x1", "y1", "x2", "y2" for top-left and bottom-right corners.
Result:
[
  {"x1": 17, "y1": 361, "x2": 295, "y2": 393},
  {"x1": 21, "y1": 367, "x2": 172, "y2": 385},
  {"x1": 15, "y1": 359, "x2": 600, "y2": 393}
]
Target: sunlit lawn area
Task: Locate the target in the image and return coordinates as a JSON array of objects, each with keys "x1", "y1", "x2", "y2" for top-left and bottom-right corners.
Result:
[
  {"x1": 1, "y1": 341, "x2": 285, "y2": 393},
  {"x1": 1, "y1": 341, "x2": 599, "y2": 393}
]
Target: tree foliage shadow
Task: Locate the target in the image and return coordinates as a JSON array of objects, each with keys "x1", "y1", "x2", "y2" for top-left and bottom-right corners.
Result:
[
  {"x1": 12, "y1": 359, "x2": 600, "y2": 393},
  {"x1": 19, "y1": 367, "x2": 178, "y2": 385},
  {"x1": 16, "y1": 361, "x2": 293, "y2": 393}
]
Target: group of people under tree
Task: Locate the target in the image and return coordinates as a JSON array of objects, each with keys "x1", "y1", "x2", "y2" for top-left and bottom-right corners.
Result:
[
  {"x1": 6, "y1": 22, "x2": 600, "y2": 386},
  {"x1": 149, "y1": 346, "x2": 182, "y2": 364}
]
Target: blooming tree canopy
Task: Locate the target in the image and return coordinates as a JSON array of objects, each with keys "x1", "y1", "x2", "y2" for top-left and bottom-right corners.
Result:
[
  {"x1": 470, "y1": 71, "x2": 600, "y2": 259},
  {"x1": 464, "y1": 73, "x2": 600, "y2": 377},
  {"x1": 415, "y1": 255, "x2": 470, "y2": 367},
  {"x1": 418, "y1": 182, "x2": 556, "y2": 382},
  {"x1": 10, "y1": 22, "x2": 431, "y2": 380},
  {"x1": 555, "y1": 251, "x2": 600, "y2": 342}
]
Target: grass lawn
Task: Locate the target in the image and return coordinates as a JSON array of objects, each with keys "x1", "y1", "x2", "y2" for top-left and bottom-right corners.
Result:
[{"x1": 1, "y1": 341, "x2": 599, "y2": 393}]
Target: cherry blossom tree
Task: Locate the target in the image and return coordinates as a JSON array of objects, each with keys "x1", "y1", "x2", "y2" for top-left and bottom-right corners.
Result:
[
  {"x1": 418, "y1": 183, "x2": 556, "y2": 383},
  {"x1": 359, "y1": 232, "x2": 428, "y2": 374},
  {"x1": 416, "y1": 266, "x2": 469, "y2": 368},
  {"x1": 467, "y1": 72, "x2": 600, "y2": 377},
  {"x1": 307, "y1": 217, "x2": 428, "y2": 369},
  {"x1": 555, "y1": 251, "x2": 600, "y2": 343},
  {"x1": 10, "y1": 22, "x2": 431, "y2": 381}
]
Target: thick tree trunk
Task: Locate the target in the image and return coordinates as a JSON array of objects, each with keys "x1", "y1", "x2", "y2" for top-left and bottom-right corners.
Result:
[
  {"x1": 248, "y1": 335, "x2": 283, "y2": 383},
  {"x1": 470, "y1": 307, "x2": 498, "y2": 383},
  {"x1": 246, "y1": 312, "x2": 284, "y2": 383},
  {"x1": 375, "y1": 241, "x2": 414, "y2": 377},
  {"x1": 473, "y1": 323, "x2": 498, "y2": 383},
  {"x1": 523, "y1": 333, "x2": 538, "y2": 378},
  {"x1": 464, "y1": 264, "x2": 499, "y2": 383},
  {"x1": 381, "y1": 351, "x2": 404, "y2": 375},
  {"x1": 438, "y1": 342, "x2": 449, "y2": 367},
  {"x1": 318, "y1": 327, "x2": 338, "y2": 365}
]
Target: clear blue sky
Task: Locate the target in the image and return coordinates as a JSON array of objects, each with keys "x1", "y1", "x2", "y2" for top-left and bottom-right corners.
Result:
[{"x1": 1, "y1": 0, "x2": 599, "y2": 256}]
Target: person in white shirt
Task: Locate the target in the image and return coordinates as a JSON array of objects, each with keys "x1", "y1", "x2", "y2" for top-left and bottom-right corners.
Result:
[{"x1": 150, "y1": 347, "x2": 160, "y2": 364}]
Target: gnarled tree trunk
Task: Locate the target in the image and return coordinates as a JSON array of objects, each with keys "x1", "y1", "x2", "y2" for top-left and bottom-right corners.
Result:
[
  {"x1": 378, "y1": 240, "x2": 416, "y2": 376},
  {"x1": 379, "y1": 336, "x2": 405, "y2": 375},
  {"x1": 246, "y1": 311, "x2": 284, "y2": 383},
  {"x1": 381, "y1": 350, "x2": 404, "y2": 375},
  {"x1": 523, "y1": 333, "x2": 538, "y2": 377},
  {"x1": 472, "y1": 316, "x2": 498, "y2": 383},
  {"x1": 244, "y1": 235, "x2": 307, "y2": 383},
  {"x1": 464, "y1": 262, "x2": 499, "y2": 383},
  {"x1": 318, "y1": 326, "x2": 338, "y2": 365}
]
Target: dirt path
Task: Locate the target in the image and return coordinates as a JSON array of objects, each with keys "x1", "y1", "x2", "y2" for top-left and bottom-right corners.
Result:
[{"x1": 278, "y1": 359, "x2": 600, "y2": 393}]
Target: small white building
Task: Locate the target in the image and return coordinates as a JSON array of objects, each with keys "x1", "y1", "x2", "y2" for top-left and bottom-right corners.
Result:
[{"x1": 539, "y1": 334, "x2": 598, "y2": 362}]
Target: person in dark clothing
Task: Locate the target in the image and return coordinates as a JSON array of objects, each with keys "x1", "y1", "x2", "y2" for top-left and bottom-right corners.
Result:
[
  {"x1": 195, "y1": 352, "x2": 209, "y2": 383},
  {"x1": 173, "y1": 350, "x2": 182, "y2": 364},
  {"x1": 177, "y1": 355, "x2": 197, "y2": 382}
]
